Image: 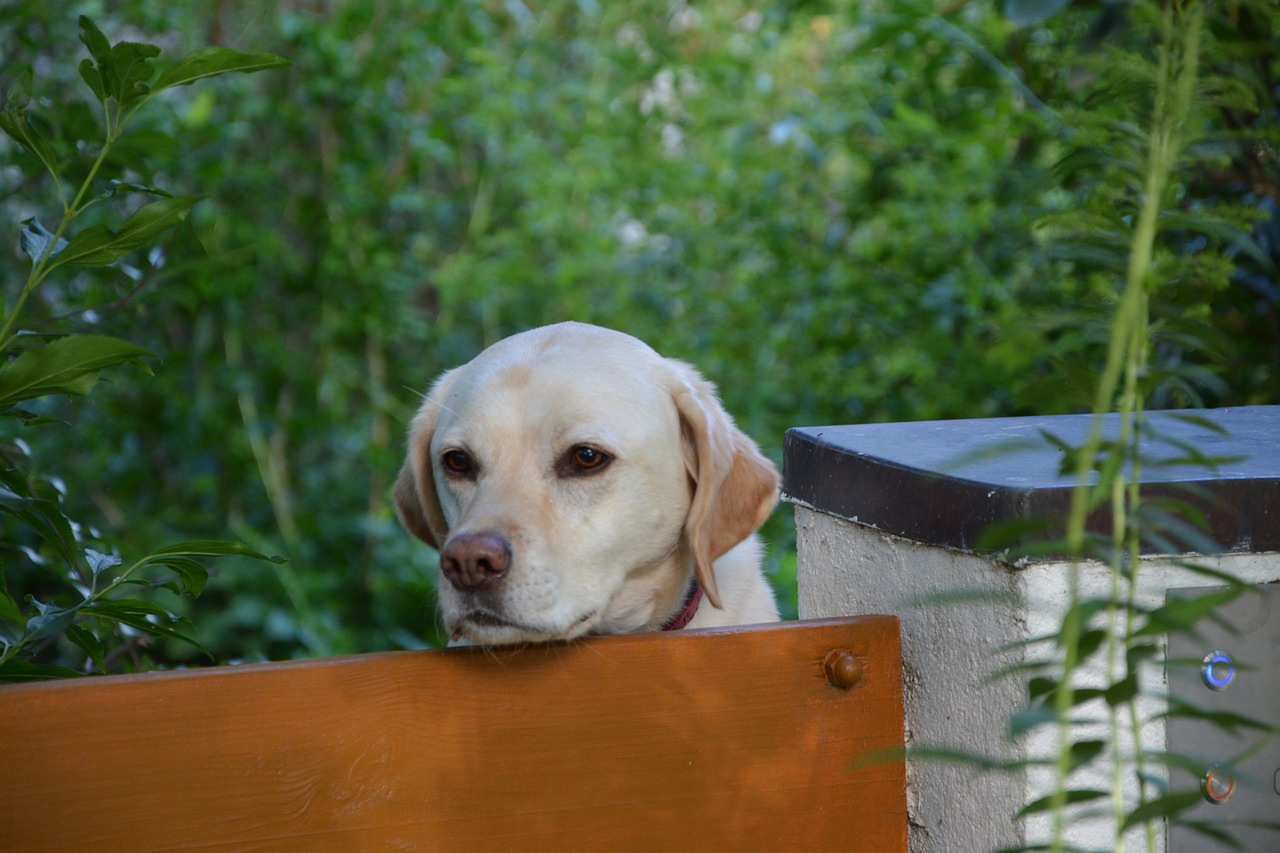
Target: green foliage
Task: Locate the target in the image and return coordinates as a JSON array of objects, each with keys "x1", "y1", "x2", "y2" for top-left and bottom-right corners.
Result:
[
  {"x1": 0, "y1": 16, "x2": 288, "y2": 679},
  {"x1": 973, "y1": 3, "x2": 1278, "y2": 849}
]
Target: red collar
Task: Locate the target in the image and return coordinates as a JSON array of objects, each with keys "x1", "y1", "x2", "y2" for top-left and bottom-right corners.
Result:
[{"x1": 661, "y1": 580, "x2": 703, "y2": 631}]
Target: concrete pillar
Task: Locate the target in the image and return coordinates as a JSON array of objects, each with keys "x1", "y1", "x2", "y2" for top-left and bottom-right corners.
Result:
[{"x1": 782, "y1": 407, "x2": 1279, "y2": 853}]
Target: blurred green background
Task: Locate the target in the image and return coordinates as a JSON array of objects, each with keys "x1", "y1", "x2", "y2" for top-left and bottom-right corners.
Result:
[{"x1": 2, "y1": 1, "x2": 1275, "y2": 665}]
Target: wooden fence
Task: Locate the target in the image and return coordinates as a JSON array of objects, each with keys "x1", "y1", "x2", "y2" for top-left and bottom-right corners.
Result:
[{"x1": 0, "y1": 616, "x2": 904, "y2": 852}]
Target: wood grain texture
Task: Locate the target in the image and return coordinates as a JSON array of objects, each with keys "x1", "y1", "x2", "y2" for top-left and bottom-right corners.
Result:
[{"x1": 0, "y1": 616, "x2": 904, "y2": 852}]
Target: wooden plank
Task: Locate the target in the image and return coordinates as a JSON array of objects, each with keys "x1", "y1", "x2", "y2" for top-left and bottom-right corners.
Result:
[{"x1": 0, "y1": 616, "x2": 904, "y2": 852}]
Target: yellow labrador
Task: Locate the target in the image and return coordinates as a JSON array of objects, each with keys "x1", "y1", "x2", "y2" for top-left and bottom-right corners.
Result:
[{"x1": 394, "y1": 322, "x2": 780, "y2": 645}]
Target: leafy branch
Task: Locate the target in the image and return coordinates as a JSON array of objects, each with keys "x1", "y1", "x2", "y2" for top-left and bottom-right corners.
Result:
[
  {"x1": 1, "y1": 17, "x2": 288, "y2": 350},
  {"x1": 0, "y1": 16, "x2": 289, "y2": 681},
  {"x1": 0, "y1": 541, "x2": 285, "y2": 680}
]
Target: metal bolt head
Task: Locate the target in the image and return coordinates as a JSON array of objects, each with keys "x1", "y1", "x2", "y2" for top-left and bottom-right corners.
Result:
[
  {"x1": 823, "y1": 650, "x2": 864, "y2": 689},
  {"x1": 1202, "y1": 769, "x2": 1236, "y2": 805}
]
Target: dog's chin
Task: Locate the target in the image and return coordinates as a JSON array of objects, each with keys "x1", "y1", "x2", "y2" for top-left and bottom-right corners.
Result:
[{"x1": 448, "y1": 608, "x2": 597, "y2": 646}]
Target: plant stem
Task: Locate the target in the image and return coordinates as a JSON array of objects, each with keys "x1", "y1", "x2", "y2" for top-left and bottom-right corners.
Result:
[
  {"x1": 0, "y1": 131, "x2": 120, "y2": 350},
  {"x1": 1049, "y1": 2, "x2": 1203, "y2": 850}
]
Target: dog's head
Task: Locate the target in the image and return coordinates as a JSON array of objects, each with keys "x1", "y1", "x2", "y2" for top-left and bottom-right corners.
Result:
[{"x1": 393, "y1": 322, "x2": 777, "y2": 645}]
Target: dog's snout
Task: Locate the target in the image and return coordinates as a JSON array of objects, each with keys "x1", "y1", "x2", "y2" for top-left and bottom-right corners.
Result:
[{"x1": 440, "y1": 531, "x2": 511, "y2": 592}]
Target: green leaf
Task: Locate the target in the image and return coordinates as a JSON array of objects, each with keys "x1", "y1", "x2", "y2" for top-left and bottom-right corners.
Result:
[
  {"x1": 0, "y1": 588, "x2": 22, "y2": 625},
  {"x1": 906, "y1": 745, "x2": 1021, "y2": 772},
  {"x1": 17, "y1": 219, "x2": 68, "y2": 267},
  {"x1": 50, "y1": 195, "x2": 204, "y2": 269},
  {"x1": 0, "y1": 408, "x2": 67, "y2": 427},
  {"x1": 1135, "y1": 587, "x2": 1245, "y2": 637},
  {"x1": 151, "y1": 47, "x2": 291, "y2": 93},
  {"x1": 1068, "y1": 740, "x2": 1107, "y2": 772},
  {"x1": 88, "y1": 599, "x2": 210, "y2": 658},
  {"x1": 0, "y1": 68, "x2": 61, "y2": 183},
  {"x1": 146, "y1": 557, "x2": 209, "y2": 597},
  {"x1": 78, "y1": 57, "x2": 106, "y2": 105},
  {"x1": 1009, "y1": 704, "x2": 1059, "y2": 737},
  {"x1": 64, "y1": 622, "x2": 106, "y2": 673},
  {"x1": 77, "y1": 17, "x2": 113, "y2": 105},
  {"x1": 1162, "y1": 697, "x2": 1275, "y2": 734},
  {"x1": 1170, "y1": 819, "x2": 1250, "y2": 850},
  {"x1": 85, "y1": 548, "x2": 123, "y2": 576},
  {"x1": 0, "y1": 659, "x2": 84, "y2": 682},
  {"x1": 145, "y1": 540, "x2": 288, "y2": 564},
  {"x1": 0, "y1": 335, "x2": 152, "y2": 410},
  {"x1": 1120, "y1": 790, "x2": 1203, "y2": 832},
  {"x1": 22, "y1": 598, "x2": 86, "y2": 645},
  {"x1": 1104, "y1": 672, "x2": 1138, "y2": 706},
  {"x1": 0, "y1": 496, "x2": 78, "y2": 567},
  {"x1": 100, "y1": 179, "x2": 174, "y2": 199},
  {"x1": 109, "y1": 41, "x2": 162, "y2": 108},
  {"x1": 4, "y1": 64, "x2": 35, "y2": 111},
  {"x1": 77, "y1": 16, "x2": 161, "y2": 109},
  {"x1": 1016, "y1": 788, "x2": 1110, "y2": 819}
]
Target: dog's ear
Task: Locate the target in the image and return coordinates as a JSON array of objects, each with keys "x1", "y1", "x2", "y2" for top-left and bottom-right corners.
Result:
[
  {"x1": 669, "y1": 361, "x2": 778, "y2": 610},
  {"x1": 393, "y1": 371, "x2": 457, "y2": 550}
]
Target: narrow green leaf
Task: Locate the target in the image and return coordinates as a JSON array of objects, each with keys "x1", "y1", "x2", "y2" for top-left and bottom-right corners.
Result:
[
  {"x1": 1027, "y1": 676, "x2": 1056, "y2": 701},
  {"x1": 1063, "y1": 628, "x2": 1108, "y2": 663},
  {"x1": 0, "y1": 69, "x2": 61, "y2": 182},
  {"x1": 1162, "y1": 697, "x2": 1275, "y2": 734},
  {"x1": 146, "y1": 540, "x2": 287, "y2": 564},
  {"x1": 1015, "y1": 788, "x2": 1109, "y2": 819},
  {"x1": 64, "y1": 622, "x2": 106, "y2": 673},
  {"x1": 1135, "y1": 587, "x2": 1244, "y2": 637},
  {"x1": 0, "y1": 467, "x2": 32, "y2": 498},
  {"x1": 906, "y1": 745, "x2": 1021, "y2": 772},
  {"x1": 0, "y1": 408, "x2": 67, "y2": 426},
  {"x1": 1163, "y1": 412, "x2": 1229, "y2": 436},
  {"x1": 1127, "y1": 642, "x2": 1159, "y2": 669},
  {"x1": 151, "y1": 47, "x2": 291, "y2": 93},
  {"x1": 90, "y1": 598, "x2": 175, "y2": 621},
  {"x1": 50, "y1": 195, "x2": 204, "y2": 269},
  {"x1": 1120, "y1": 790, "x2": 1203, "y2": 832},
  {"x1": 0, "y1": 335, "x2": 152, "y2": 409},
  {"x1": 1068, "y1": 740, "x2": 1107, "y2": 771},
  {"x1": 89, "y1": 599, "x2": 210, "y2": 658},
  {"x1": 1170, "y1": 819, "x2": 1249, "y2": 850},
  {"x1": 147, "y1": 557, "x2": 209, "y2": 597},
  {"x1": 1009, "y1": 704, "x2": 1059, "y2": 737},
  {"x1": 5, "y1": 64, "x2": 34, "y2": 111},
  {"x1": 0, "y1": 497, "x2": 78, "y2": 567},
  {"x1": 974, "y1": 516, "x2": 1057, "y2": 552},
  {"x1": 100, "y1": 179, "x2": 173, "y2": 199},
  {"x1": 0, "y1": 659, "x2": 84, "y2": 682},
  {"x1": 0, "y1": 588, "x2": 22, "y2": 625},
  {"x1": 1104, "y1": 672, "x2": 1138, "y2": 706}
]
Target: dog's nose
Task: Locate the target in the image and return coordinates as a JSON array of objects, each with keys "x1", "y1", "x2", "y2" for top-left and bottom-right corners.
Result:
[{"x1": 439, "y1": 531, "x2": 511, "y2": 591}]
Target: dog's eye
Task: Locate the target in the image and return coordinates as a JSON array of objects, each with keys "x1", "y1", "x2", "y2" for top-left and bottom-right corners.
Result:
[
  {"x1": 561, "y1": 445, "x2": 611, "y2": 476},
  {"x1": 573, "y1": 446, "x2": 605, "y2": 469},
  {"x1": 441, "y1": 450, "x2": 476, "y2": 478}
]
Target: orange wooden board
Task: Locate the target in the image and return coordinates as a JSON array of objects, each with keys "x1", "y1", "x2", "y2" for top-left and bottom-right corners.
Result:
[{"x1": 0, "y1": 616, "x2": 904, "y2": 852}]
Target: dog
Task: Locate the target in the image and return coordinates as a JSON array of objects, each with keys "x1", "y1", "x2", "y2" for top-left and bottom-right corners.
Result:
[{"x1": 394, "y1": 322, "x2": 780, "y2": 646}]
